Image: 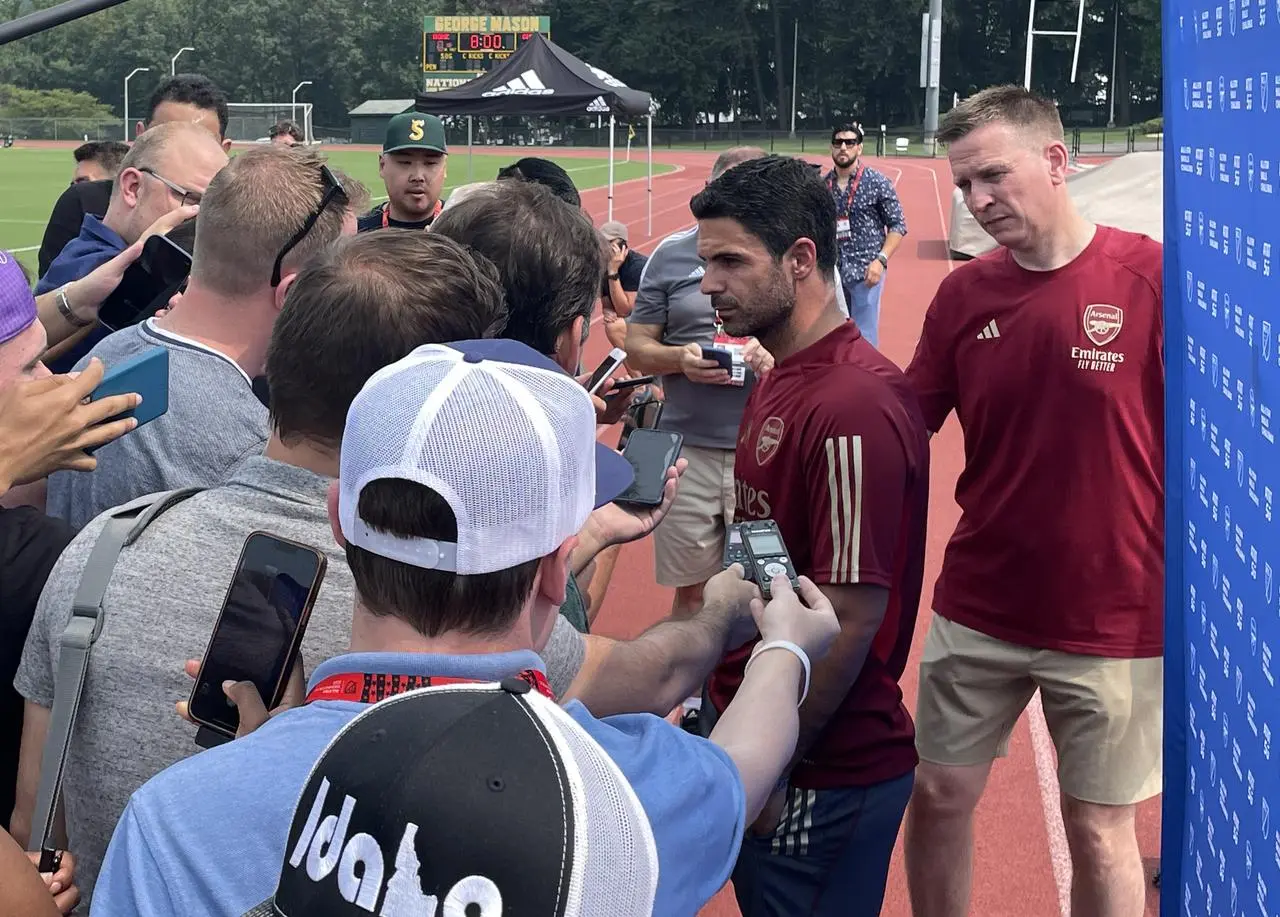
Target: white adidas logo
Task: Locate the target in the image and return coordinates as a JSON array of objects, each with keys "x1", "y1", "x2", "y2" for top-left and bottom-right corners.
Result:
[
  {"x1": 976, "y1": 319, "x2": 1001, "y2": 340},
  {"x1": 482, "y1": 70, "x2": 554, "y2": 97},
  {"x1": 586, "y1": 96, "x2": 610, "y2": 113},
  {"x1": 687, "y1": 265, "x2": 706, "y2": 279}
]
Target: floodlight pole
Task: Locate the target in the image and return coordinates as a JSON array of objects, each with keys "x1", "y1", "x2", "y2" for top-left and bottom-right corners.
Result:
[
  {"x1": 922, "y1": 0, "x2": 942, "y2": 152},
  {"x1": 292, "y1": 80, "x2": 312, "y2": 125},
  {"x1": 170, "y1": 46, "x2": 193, "y2": 75},
  {"x1": 124, "y1": 66, "x2": 149, "y2": 141}
]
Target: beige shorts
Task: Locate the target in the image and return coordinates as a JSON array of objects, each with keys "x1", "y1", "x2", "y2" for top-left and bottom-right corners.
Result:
[
  {"x1": 653, "y1": 444, "x2": 736, "y2": 588},
  {"x1": 915, "y1": 615, "x2": 1163, "y2": 806}
]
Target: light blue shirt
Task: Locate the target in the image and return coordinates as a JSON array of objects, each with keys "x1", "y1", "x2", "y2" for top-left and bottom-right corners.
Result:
[{"x1": 91, "y1": 650, "x2": 745, "y2": 917}]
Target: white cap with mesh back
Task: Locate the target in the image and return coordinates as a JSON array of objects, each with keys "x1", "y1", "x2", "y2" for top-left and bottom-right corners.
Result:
[
  {"x1": 338, "y1": 339, "x2": 635, "y2": 575},
  {"x1": 241, "y1": 678, "x2": 659, "y2": 917}
]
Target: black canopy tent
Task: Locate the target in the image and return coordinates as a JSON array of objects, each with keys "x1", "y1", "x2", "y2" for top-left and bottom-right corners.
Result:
[{"x1": 415, "y1": 33, "x2": 655, "y2": 232}]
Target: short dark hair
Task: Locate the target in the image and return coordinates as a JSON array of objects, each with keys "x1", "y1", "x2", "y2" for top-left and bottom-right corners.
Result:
[
  {"x1": 831, "y1": 124, "x2": 864, "y2": 144},
  {"x1": 73, "y1": 140, "x2": 129, "y2": 172},
  {"x1": 432, "y1": 180, "x2": 604, "y2": 357},
  {"x1": 345, "y1": 480, "x2": 540, "y2": 638},
  {"x1": 269, "y1": 119, "x2": 305, "y2": 142},
  {"x1": 690, "y1": 155, "x2": 838, "y2": 274},
  {"x1": 146, "y1": 73, "x2": 230, "y2": 138},
  {"x1": 495, "y1": 157, "x2": 581, "y2": 207},
  {"x1": 265, "y1": 231, "x2": 508, "y2": 448}
]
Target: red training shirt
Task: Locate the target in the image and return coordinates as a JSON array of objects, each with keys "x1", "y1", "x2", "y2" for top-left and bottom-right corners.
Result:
[
  {"x1": 905, "y1": 225, "x2": 1164, "y2": 658},
  {"x1": 708, "y1": 321, "x2": 931, "y2": 790}
]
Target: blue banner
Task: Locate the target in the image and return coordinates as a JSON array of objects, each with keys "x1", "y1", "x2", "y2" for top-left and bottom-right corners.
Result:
[{"x1": 1163, "y1": 3, "x2": 1280, "y2": 915}]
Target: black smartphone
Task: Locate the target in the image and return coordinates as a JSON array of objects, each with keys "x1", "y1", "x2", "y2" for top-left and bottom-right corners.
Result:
[
  {"x1": 606, "y1": 375, "x2": 656, "y2": 395},
  {"x1": 188, "y1": 532, "x2": 327, "y2": 738},
  {"x1": 615, "y1": 429, "x2": 683, "y2": 507},
  {"x1": 703, "y1": 347, "x2": 735, "y2": 371},
  {"x1": 97, "y1": 234, "x2": 192, "y2": 332},
  {"x1": 739, "y1": 519, "x2": 800, "y2": 599},
  {"x1": 617, "y1": 398, "x2": 664, "y2": 450}
]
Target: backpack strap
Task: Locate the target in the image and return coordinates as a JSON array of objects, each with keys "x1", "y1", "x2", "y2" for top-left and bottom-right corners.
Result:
[{"x1": 29, "y1": 487, "x2": 204, "y2": 862}]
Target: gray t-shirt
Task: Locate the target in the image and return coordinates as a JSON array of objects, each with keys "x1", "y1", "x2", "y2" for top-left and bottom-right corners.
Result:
[
  {"x1": 45, "y1": 320, "x2": 269, "y2": 531},
  {"x1": 15, "y1": 455, "x2": 587, "y2": 904},
  {"x1": 630, "y1": 228, "x2": 754, "y2": 450}
]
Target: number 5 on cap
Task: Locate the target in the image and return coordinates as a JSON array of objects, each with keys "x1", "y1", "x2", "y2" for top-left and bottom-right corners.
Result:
[{"x1": 409, "y1": 119, "x2": 425, "y2": 141}]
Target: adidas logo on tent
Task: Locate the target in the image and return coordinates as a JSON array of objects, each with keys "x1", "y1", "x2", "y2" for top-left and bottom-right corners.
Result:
[
  {"x1": 482, "y1": 70, "x2": 554, "y2": 97},
  {"x1": 586, "y1": 96, "x2": 610, "y2": 113}
]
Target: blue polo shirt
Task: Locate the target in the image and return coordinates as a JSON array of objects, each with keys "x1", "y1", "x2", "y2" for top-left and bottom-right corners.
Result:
[
  {"x1": 91, "y1": 650, "x2": 745, "y2": 917},
  {"x1": 36, "y1": 214, "x2": 128, "y2": 373}
]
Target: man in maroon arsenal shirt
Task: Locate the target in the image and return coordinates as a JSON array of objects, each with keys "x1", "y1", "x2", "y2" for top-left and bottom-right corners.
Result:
[
  {"x1": 691, "y1": 155, "x2": 930, "y2": 917},
  {"x1": 902, "y1": 85, "x2": 1164, "y2": 917}
]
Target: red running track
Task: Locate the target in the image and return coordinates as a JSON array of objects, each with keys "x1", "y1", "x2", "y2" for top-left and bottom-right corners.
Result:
[{"x1": 578, "y1": 151, "x2": 1162, "y2": 917}]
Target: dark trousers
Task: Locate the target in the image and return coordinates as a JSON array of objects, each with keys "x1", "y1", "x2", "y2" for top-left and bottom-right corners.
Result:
[{"x1": 699, "y1": 687, "x2": 914, "y2": 916}]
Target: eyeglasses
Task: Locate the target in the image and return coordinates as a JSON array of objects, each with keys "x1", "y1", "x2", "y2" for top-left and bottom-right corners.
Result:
[
  {"x1": 270, "y1": 165, "x2": 347, "y2": 287},
  {"x1": 138, "y1": 167, "x2": 202, "y2": 206},
  {"x1": 832, "y1": 138, "x2": 862, "y2": 148}
]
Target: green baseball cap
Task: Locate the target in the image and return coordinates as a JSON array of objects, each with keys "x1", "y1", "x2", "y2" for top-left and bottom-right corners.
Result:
[{"x1": 383, "y1": 113, "x2": 447, "y2": 155}]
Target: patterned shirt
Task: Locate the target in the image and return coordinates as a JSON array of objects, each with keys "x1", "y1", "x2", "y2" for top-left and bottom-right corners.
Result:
[{"x1": 825, "y1": 166, "x2": 908, "y2": 282}]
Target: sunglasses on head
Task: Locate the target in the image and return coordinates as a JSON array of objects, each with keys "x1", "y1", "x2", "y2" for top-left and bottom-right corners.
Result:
[{"x1": 270, "y1": 165, "x2": 347, "y2": 288}]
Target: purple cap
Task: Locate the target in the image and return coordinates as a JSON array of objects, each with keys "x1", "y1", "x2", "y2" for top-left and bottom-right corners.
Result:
[{"x1": 0, "y1": 253, "x2": 37, "y2": 346}]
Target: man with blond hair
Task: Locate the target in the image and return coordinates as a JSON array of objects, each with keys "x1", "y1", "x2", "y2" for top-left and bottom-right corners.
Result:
[
  {"x1": 37, "y1": 122, "x2": 228, "y2": 372},
  {"x1": 903, "y1": 84, "x2": 1163, "y2": 917},
  {"x1": 44, "y1": 146, "x2": 354, "y2": 530}
]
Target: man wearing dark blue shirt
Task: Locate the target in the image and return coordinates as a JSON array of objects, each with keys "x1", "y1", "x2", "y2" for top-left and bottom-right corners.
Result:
[
  {"x1": 824, "y1": 124, "x2": 908, "y2": 347},
  {"x1": 35, "y1": 122, "x2": 226, "y2": 373}
]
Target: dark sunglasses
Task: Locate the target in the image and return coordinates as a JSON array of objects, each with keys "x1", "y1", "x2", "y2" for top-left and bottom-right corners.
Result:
[
  {"x1": 270, "y1": 165, "x2": 347, "y2": 287},
  {"x1": 833, "y1": 138, "x2": 862, "y2": 148}
]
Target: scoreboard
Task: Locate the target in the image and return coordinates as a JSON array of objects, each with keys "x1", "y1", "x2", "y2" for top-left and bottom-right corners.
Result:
[{"x1": 422, "y1": 15, "x2": 551, "y2": 76}]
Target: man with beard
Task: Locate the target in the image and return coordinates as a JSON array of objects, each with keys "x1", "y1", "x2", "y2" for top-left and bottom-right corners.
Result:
[
  {"x1": 690, "y1": 155, "x2": 930, "y2": 917},
  {"x1": 824, "y1": 124, "x2": 906, "y2": 347},
  {"x1": 357, "y1": 114, "x2": 448, "y2": 232}
]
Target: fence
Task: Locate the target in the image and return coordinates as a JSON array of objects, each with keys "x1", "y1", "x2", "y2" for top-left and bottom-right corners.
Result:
[{"x1": 3, "y1": 117, "x2": 1163, "y2": 158}]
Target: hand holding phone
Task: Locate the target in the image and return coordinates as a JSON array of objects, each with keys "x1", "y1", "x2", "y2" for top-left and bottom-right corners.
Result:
[
  {"x1": 85, "y1": 347, "x2": 169, "y2": 453},
  {"x1": 583, "y1": 347, "x2": 627, "y2": 396},
  {"x1": 614, "y1": 429, "x2": 684, "y2": 507},
  {"x1": 680, "y1": 343, "x2": 732, "y2": 386},
  {"x1": 187, "y1": 532, "x2": 326, "y2": 739},
  {"x1": 97, "y1": 234, "x2": 192, "y2": 332}
]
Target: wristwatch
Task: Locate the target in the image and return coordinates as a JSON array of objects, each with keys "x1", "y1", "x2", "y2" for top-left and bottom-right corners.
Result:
[
  {"x1": 608, "y1": 272, "x2": 620, "y2": 281},
  {"x1": 875, "y1": 252, "x2": 889, "y2": 268}
]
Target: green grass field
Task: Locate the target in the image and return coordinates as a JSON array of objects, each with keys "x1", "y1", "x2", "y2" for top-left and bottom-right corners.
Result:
[{"x1": 0, "y1": 147, "x2": 673, "y2": 273}]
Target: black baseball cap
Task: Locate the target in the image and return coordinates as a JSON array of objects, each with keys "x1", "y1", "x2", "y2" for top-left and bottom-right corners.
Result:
[{"x1": 242, "y1": 680, "x2": 658, "y2": 916}]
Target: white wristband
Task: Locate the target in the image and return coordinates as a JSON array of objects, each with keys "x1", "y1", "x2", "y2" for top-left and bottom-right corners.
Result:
[{"x1": 746, "y1": 639, "x2": 811, "y2": 706}]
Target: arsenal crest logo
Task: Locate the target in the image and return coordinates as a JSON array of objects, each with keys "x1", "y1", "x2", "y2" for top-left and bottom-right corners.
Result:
[
  {"x1": 1083, "y1": 303, "x2": 1124, "y2": 347},
  {"x1": 756, "y1": 416, "x2": 785, "y2": 465}
]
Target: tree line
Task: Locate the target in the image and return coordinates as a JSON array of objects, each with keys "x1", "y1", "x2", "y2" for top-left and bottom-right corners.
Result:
[{"x1": 0, "y1": 0, "x2": 1161, "y2": 131}]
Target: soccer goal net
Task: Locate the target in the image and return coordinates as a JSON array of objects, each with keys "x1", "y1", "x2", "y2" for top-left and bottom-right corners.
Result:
[{"x1": 224, "y1": 103, "x2": 315, "y2": 145}]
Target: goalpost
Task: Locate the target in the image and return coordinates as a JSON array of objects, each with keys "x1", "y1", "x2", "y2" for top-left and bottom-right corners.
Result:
[{"x1": 224, "y1": 102, "x2": 316, "y2": 145}]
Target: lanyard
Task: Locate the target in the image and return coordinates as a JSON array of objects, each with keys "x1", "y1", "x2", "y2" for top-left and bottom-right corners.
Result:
[
  {"x1": 382, "y1": 198, "x2": 443, "y2": 228},
  {"x1": 306, "y1": 668, "x2": 555, "y2": 705},
  {"x1": 828, "y1": 165, "x2": 865, "y2": 215}
]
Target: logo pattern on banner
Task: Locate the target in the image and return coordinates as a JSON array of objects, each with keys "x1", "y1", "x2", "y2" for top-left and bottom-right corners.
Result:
[{"x1": 1171, "y1": 4, "x2": 1280, "y2": 915}]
